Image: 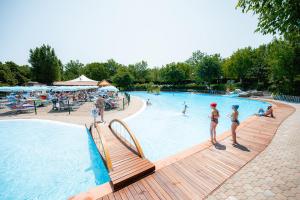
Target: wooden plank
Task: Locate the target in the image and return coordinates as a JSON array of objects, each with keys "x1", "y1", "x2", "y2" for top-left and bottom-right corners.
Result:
[
  {"x1": 162, "y1": 164, "x2": 205, "y2": 199},
  {"x1": 127, "y1": 184, "x2": 142, "y2": 200},
  {"x1": 143, "y1": 176, "x2": 173, "y2": 200},
  {"x1": 139, "y1": 178, "x2": 164, "y2": 200},
  {"x1": 177, "y1": 158, "x2": 224, "y2": 187},
  {"x1": 118, "y1": 189, "x2": 129, "y2": 200},
  {"x1": 151, "y1": 172, "x2": 184, "y2": 200},
  {"x1": 110, "y1": 162, "x2": 154, "y2": 180},
  {"x1": 177, "y1": 159, "x2": 219, "y2": 191},
  {"x1": 131, "y1": 183, "x2": 148, "y2": 200},
  {"x1": 112, "y1": 159, "x2": 150, "y2": 174},
  {"x1": 123, "y1": 187, "x2": 137, "y2": 200},
  {"x1": 135, "y1": 181, "x2": 160, "y2": 200},
  {"x1": 111, "y1": 164, "x2": 155, "y2": 187}
]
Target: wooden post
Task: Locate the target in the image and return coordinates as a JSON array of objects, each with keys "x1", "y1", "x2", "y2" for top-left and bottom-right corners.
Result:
[
  {"x1": 68, "y1": 100, "x2": 70, "y2": 115},
  {"x1": 34, "y1": 101, "x2": 37, "y2": 115},
  {"x1": 123, "y1": 98, "x2": 125, "y2": 110}
]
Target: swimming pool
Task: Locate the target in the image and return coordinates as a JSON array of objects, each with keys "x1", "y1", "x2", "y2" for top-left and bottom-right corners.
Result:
[
  {"x1": 0, "y1": 120, "x2": 109, "y2": 200},
  {"x1": 126, "y1": 92, "x2": 269, "y2": 161}
]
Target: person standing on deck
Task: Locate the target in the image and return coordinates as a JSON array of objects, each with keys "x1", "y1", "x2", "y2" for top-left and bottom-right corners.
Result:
[
  {"x1": 231, "y1": 105, "x2": 240, "y2": 145},
  {"x1": 210, "y1": 102, "x2": 219, "y2": 144},
  {"x1": 96, "y1": 96, "x2": 105, "y2": 123}
]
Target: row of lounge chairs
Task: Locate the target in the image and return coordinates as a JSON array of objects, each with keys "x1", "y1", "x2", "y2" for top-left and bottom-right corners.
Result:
[
  {"x1": 51, "y1": 99, "x2": 83, "y2": 111},
  {"x1": 6, "y1": 103, "x2": 35, "y2": 113}
]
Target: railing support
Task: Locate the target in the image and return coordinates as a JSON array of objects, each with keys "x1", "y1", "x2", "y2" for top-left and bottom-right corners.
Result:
[
  {"x1": 89, "y1": 123, "x2": 113, "y2": 172},
  {"x1": 109, "y1": 119, "x2": 145, "y2": 158},
  {"x1": 33, "y1": 101, "x2": 37, "y2": 115}
]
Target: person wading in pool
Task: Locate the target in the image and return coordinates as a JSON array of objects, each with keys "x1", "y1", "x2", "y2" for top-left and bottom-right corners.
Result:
[
  {"x1": 210, "y1": 102, "x2": 219, "y2": 144},
  {"x1": 182, "y1": 101, "x2": 188, "y2": 115},
  {"x1": 231, "y1": 105, "x2": 240, "y2": 145}
]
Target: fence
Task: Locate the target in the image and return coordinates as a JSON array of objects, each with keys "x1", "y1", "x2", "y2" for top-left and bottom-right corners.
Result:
[
  {"x1": 118, "y1": 93, "x2": 130, "y2": 110},
  {"x1": 273, "y1": 94, "x2": 300, "y2": 103}
]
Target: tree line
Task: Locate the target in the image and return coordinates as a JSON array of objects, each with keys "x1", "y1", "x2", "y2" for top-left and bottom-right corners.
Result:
[{"x1": 0, "y1": 38, "x2": 299, "y2": 95}]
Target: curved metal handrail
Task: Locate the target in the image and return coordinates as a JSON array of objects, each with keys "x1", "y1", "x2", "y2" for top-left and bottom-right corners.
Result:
[
  {"x1": 109, "y1": 119, "x2": 145, "y2": 158},
  {"x1": 89, "y1": 123, "x2": 113, "y2": 172}
]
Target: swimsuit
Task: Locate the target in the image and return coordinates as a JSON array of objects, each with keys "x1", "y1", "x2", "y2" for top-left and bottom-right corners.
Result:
[
  {"x1": 211, "y1": 118, "x2": 218, "y2": 124},
  {"x1": 232, "y1": 119, "x2": 240, "y2": 125},
  {"x1": 211, "y1": 110, "x2": 219, "y2": 124}
]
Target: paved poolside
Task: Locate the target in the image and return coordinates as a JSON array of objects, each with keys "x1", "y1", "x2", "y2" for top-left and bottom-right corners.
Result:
[{"x1": 207, "y1": 102, "x2": 300, "y2": 200}]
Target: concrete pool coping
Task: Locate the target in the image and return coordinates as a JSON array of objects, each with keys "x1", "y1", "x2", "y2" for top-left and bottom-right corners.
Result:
[{"x1": 70, "y1": 97, "x2": 295, "y2": 199}]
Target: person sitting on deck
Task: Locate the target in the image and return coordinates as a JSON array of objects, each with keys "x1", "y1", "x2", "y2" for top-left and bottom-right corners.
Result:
[
  {"x1": 264, "y1": 106, "x2": 274, "y2": 118},
  {"x1": 257, "y1": 108, "x2": 265, "y2": 116},
  {"x1": 256, "y1": 106, "x2": 274, "y2": 118}
]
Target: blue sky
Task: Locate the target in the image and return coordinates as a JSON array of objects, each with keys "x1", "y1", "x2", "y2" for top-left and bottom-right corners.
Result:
[{"x1": 0, "y1": 0, "x2": 273, "y2": 67}]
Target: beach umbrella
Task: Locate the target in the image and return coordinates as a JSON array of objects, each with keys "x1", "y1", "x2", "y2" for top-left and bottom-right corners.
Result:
[
  {"x1": 99, "y1": 85, "x2": 119, "y2": 92},
  {"x1": 98, "y1": 80, "x2": 111, "y2": 87}
]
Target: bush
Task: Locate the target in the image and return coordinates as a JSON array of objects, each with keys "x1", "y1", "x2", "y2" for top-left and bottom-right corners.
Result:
[
  {"x1": 130, "y1": 83, "x2": 229, "y2": 92},
  {"x1": 210, "y1": 84, "x2": 226, "y2": 91}
]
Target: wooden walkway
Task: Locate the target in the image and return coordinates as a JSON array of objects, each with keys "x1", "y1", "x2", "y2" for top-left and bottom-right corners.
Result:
[
  {"x1": 96, "y1": 125, "x2": 155, "y2": 191},
  {"x1": 98, "y1": 101, "x2": 294, "y2": 200}
]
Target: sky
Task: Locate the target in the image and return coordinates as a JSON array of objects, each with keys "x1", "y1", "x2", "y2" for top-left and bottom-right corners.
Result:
[{"x1": 0, "y1": 0, "x2": 274, "y2": 67}]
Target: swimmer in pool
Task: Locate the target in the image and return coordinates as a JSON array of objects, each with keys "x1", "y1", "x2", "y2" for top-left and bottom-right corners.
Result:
[
  {"x1": 182, "y1": 102, "x2": 188, "y2": 115},
  {"x1": 146, "y1": 99, "x2": 152, "y2": 106}
]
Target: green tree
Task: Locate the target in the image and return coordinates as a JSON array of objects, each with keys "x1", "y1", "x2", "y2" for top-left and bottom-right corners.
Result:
[
  {"x1": 223, "y1": 47, "x2": 254, "y2": 84},
  {"x1": 249, "y1": 44, "x2": 269, "y2": 85},
  {"x1": 177, "y1": 62, "x2": 193, "y2": 81},
  {"x1": 28, "y1": 44, "x2": 61, "y2": 84},
  {"x1": 266, "y1": 39, "x2": 298, "y2": 94},
  {"x1": 0, "y1": 63, "x2": 17, "y2": 85},
  {"x1": 64, "y1": 60, "x2": 84, "y2": 80},
  {"x1": 128, "y1": 61, "x2": 149, "y2": 83},
  {"x1": 6, "y1": 62, "x2": 31, "y2": 85},
  {"x1": 82, "y1": 62, "x2": 109, "y2": 81},
  {"x1": 0, "y1": 62, "x2": 31, "y2": 85},
  {"x1": 149, "y1": 67, "x2": 163, "y2": 83},
  {"x1": 161, "y1": 62, "x2": 185, "y2": 83},
  {"x1": 195, "y1": 54, "x2": 222, "y2": 84},
  {"x1": 104, "y1": 59, "x2": 121, "y2": 78},
  {"x1": 236, "y1": 0, "x2": 300, "y2": 41},
  {"x1": 186, "y1": 50, "x2": 205, "y2": 67},
  {"x1": 112, "y1": 67, "x2": 134, "y2": 89}
]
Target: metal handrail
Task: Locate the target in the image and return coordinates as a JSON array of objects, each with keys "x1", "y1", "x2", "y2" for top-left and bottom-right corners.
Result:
[
  {"x1": 109, "y1": 119, "x2": 145, "y2": 158},
  {"x1": 89, "y1": 123, "x2": 113, "y2": 172}
]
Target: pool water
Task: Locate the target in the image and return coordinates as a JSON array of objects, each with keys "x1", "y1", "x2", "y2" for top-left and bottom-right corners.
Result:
[
  {"x1": 126, "y1": 92, "x2": 269, "y2": 161},
  {"x1": 0, "y1": 120, "x2": 109, "y2": 200}
]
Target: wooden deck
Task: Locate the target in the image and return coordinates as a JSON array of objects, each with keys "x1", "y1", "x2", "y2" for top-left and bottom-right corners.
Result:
[
  {"x1": 98, "y1": 101, "x2": 294, "y2": 200},
  {"x1": 97, "y1": 125, "x2": 155, "y2": 191}
]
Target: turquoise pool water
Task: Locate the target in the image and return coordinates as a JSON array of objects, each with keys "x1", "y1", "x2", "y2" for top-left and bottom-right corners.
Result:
[
  {"x1": 0, "y1": 120, "x2": 109, "y2": 200},
  {"x1": 126, "y1": 92, "x2": 269, "y2": 161}
]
